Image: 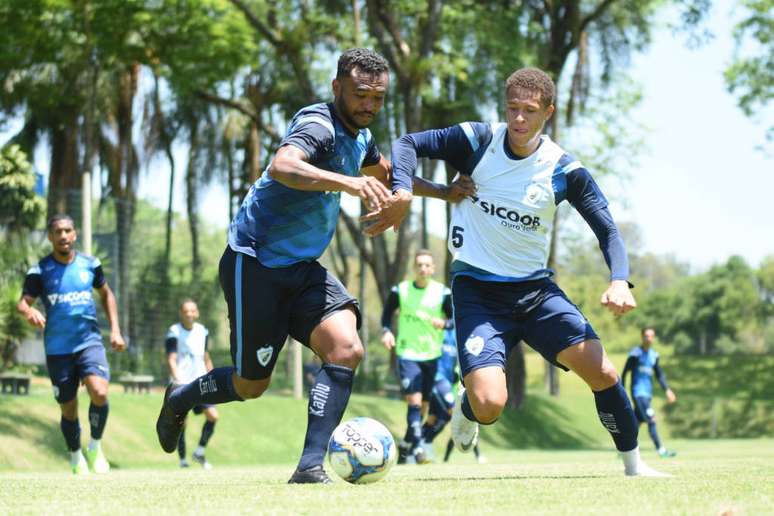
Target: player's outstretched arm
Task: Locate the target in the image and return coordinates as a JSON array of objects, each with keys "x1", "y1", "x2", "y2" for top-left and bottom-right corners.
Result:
[
  {"x1": 271, "y1": 144, "x2": 391, "y2": 212},
  {"x1": 16, "y1": 295, "x2": 45, "y2": 328},
  {"x1": 96, "y1": 283, "x2": 126, "y2": 351}
]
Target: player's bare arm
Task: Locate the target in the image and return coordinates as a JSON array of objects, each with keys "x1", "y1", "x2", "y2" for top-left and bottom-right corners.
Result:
[
  {"x1": 270, "y1": 144, "x2": 391, "y2": 211},
  {"x1": 96, "y1": 283, "x2": 126, "y2": 351},
  {"x1": 167, "y1": 351, "x2": 179, "y2": 382},
  {"x1": 16, "y1": 294, "x2": 46, "y2": 328}
]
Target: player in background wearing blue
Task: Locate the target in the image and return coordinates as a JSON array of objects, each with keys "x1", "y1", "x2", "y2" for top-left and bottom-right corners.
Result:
[
  {"x1": 165, "y1": 299, "x2": 218, "y2": 469},
  {"x1": 388, "y1": 67, "x2": 668, "y2": 477},
  {"x1": 17, "y1": 214, "x2": 125, "y2": 474},
  {"x1": 155, "y1": 48, "x2": 474, "y2": 484},
  {"x1": 380, "y1": 250, "x2": 452, "y2": 464},
  {"x1": 622, "y1": 327, "x2": 678, "y2": 458}
]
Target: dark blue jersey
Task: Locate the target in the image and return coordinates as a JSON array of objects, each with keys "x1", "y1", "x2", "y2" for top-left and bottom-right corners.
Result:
[
  {"x1": 436, "y1": 329, "x2": 459, "y2": 384},
  {"x1": 23, "y1": 253, "x2": 105, "y2": 355},
  {"x1": 228, "y1": 102, "x2": 381, "y2": 267}
]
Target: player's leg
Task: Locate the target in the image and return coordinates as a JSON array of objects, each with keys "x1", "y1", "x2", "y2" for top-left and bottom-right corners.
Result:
[
  {"x1": 177, "y1": 423, "x2": 189, "y2": 467},
  {"x1": 556, "y1": 340, "x2": 668, "y2": 476},
  {"x1": 636, "y1": 397, "x2": 675, "y2": 457},
  {"x1": 443, "y1": 437, "x2": 454, "y2": 462},
  {"x1": 80, "y1": 345, "x2": 111, "y2": 473},
  {"x1": 192, "y1": 405, "x2": 218, "y2": 469},
  {"x1": 412, "y1": 359, "x2": 439, "y2": 463},
  {"x1": 47, "y1": 353, "x2": 87, "y2": 474},
  {"x1": 285, "y1": 264, "x2": 364, "y2": 484},
  {"x1": 396, "y1": 358, "x2": 424, "y2": 462},
  {"x1": 157, "y1": 248, "x2": 286, "y2": 453},
  {"x1": 422, "y1": 379, "x2": 453, "y2": 445}
]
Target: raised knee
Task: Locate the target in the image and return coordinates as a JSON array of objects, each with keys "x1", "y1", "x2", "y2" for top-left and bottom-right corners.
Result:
[
  {"x1": 234, "y1": 381, "x2": 268, "y2": 400},
  {"x1": 323, "y1": 337, "x2": 363, "y2": 369},
  {"x1": 470, "y1": 392, "x2": 507, "y2": 424}
]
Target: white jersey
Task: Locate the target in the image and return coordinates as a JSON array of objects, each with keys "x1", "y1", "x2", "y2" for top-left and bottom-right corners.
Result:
[
  {"x1": 449, "y1": 124, "x2": 583, "y2": 279},
  {"x1": 166, "y1": 322, "x2": 209, "y2": 383}
]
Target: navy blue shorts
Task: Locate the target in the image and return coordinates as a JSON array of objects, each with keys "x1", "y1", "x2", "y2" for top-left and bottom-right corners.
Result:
[
  {"x1": 46, "y1": 345, "x2": 110, "y2": 403},
  {"x1": 429, "y1": 377, "x2": 455, "y2": 419},
  {"x1": 452, "y1": 275, "x2": 599, "y2": 378},
  {"x1": 219, "y1": 246, "x2": 361, "y2": 380},
  {"x1": 396, "y1": 357, "x2": 438, "y2": 397},
  {"x1": 633, "y1": 396, "x2": 656, "y2": 423}
]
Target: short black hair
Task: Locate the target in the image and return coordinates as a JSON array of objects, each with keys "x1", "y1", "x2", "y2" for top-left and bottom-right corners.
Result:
[
  {"x1": 641, "y1": 326, "x2": 655, "y2": 336},
  {"x1": 336, "y1": 48, "x2": 389, "y2": 78},
  {"x1": 47, "y1": 214, "x2": 75, "y2": 232},
  {"x1": 505, "y1": 68, "x2": 556, "y2": 108}
]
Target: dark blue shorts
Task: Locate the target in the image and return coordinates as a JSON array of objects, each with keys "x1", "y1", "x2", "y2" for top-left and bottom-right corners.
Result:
[
  {"x1": 633, "y1": 396, "x2": 656, "y2": 423},
  {"x1": 46, "y1": 344, "x2": 110, "y2": 403},
  {"x1": 429, "y1": 377, "x2": 455, "y2": 419},
  {"x1": 452, "y1": 275, "x2": 599, "y2": 378},
  {"x1": 396, "y1": 357, "x2": 438, "y2": 397},
  {"x1": 219, "y1": 246, "x2": 361, "y2": 380}
]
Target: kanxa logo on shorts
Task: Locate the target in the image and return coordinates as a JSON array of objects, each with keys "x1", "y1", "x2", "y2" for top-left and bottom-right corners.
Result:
[
  {"x1": 256, "y1": 346, "x2": 273, "y2": 367},
  {"x1": 464, "y1": 335, "x2": 485, "y2": 356}
]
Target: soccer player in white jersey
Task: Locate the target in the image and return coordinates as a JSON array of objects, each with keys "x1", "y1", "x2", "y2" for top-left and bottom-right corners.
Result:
[
  {"x1": 387, "y1": 67, "x2": 668, "y2": 477},
  {"x1": 165, "y1": 299, "x2": 218, "y2": 469}
]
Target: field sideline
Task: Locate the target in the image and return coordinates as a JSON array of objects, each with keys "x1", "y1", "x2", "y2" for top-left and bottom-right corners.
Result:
[{"x1": 1, "y1": 440, "x2": 771, "y2": 515}]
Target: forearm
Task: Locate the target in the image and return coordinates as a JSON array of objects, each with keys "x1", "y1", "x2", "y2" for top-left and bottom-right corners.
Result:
[
  {"x1": 580, "y1": 206, "x2": 629, "y2": 281},
  {"x1": 167, "y1": 358, "x2": 179, "y2": 380},
  {"x1": 16, "y1": 298, "x2": 32, "y2": 316},
  {"x1": 412, "y1": 176, "x2": 448, "y2": 199},
  {"x1": 270, "y1": 156, "x2": 354, "y2": 193},
  {"x1": 101, "y1": 290, "x2": 121, "y2": 333}
]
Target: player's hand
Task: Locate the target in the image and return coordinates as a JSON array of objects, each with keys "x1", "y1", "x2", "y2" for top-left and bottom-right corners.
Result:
[
  {"x1": 431, "y1": 317, "x2": 446, "y2": 329},
  {"x1": 346, "y1": 175, "x2": 392, "y2": 212},
  {"x1": 600, "y1": 280, "x2": 637, "y2": 316},
  {"x1": 666, "y1": 389, "x2": 677, "y2": 403},
  {"x1": 441, "y1": 174, "x2": 477, "y2": 203},
  {"x1": 381, "y1": 330, "x2": 395, "y2": 351},
  {"x1": 110, "y1": 331, "x2": 126, "y2": 352},
  {"x1": 24, "y1": 307, "x2": 46, "y2": 328},
  {"x1": 360, "y1": 189, "x2": 413, "y2": 236}
]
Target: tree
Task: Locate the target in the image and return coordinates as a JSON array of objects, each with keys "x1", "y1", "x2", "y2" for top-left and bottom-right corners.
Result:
[{"x1": 0, "y1": 145, "x2": 45, "y2": 234}]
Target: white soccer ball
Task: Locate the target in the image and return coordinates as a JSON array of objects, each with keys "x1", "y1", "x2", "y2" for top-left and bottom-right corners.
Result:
[{"x1": 327, "y1": 417, "x2": 397, "y2": 484}]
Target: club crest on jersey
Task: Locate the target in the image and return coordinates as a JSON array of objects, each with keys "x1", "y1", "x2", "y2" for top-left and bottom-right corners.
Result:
[
  {"x1": 525, "y1": 183, "x2": 546, "y2": 205},
  {"x1": 79, "y1": 271, "x2": 90, "y2": 284},
  {"x1": 464, "y1": 335, "x2": 485, "y2": 356},
  {"x1": 256, "y1": 346, "x2": 273, "y2": 367}
]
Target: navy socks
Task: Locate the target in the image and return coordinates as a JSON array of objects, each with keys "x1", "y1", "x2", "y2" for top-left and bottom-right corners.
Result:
[
  {"x1": 297, "y1": 363, "x2": 354, "y2": 471},
  {"x1": 88, "y1": 402, "x2": 109, "y2": 440},
  {"x1": 407, "y1": 404, "x2": 422, "y2": 447},
  {"x1": 60, "y1": 416, "x2": 81, "y2": 452},
  {"x1": 177, "y1": 428, "x2": 187, "y2": 459},
  {"x1": 594, "y1": 381, "x2": 639, "y2": 452},
  {"x1": 647, "y1": 421, "x2": 662, "y2": 450},
  {"x1": 169, "y1": 367, "x2": 242, "y2": 414},
  {"x1": 199, "y1": 420, "x2": 216, "y2": 447}
]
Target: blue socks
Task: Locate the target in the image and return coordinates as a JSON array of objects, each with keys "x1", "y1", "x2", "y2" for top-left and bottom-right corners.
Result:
[
  {"x1": 407, "y1": 404, "x2": 422, "y2": 447},
  {"x1": 593, "y1": 381, "x2": 639, "y2": 452},
  {"x1": 297, "y1": 363, "x2": 354, "y2": 471},
  {"x1": 461, "y1": 392, "x2": 478, "y2": 422},
  {"x1": 422, "y1": 415, "x2": 449, "y2": 444},
  {"x1": 60, "y1": 416, "x2": 81, "y2": 452},
  {"x1": 647, "y1": 421, "x2": 662, "y2": 450},
  {"x1": 169, "y1": 367, "x2": 242, "y2": 414},
  {"x1": 88, "y1": 402, "x2": 109, "y2": 440},
  {"x1": 199, "y1": 420, "x2": 216, "y2": 447}
]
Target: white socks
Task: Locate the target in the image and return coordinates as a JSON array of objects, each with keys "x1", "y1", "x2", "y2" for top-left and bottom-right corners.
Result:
[
  {"x1": 194, "y1": 445, "x2": 206, "y2": 456},
  {"x1": 621, "y1": 446, "x2": 641, "y2": 475},
  {"x1": 70, "y1": 449, "x2": 83, "y2": 466},
  {"x1": 88, "y1": 439, "x2": 101, "y2": 452}
]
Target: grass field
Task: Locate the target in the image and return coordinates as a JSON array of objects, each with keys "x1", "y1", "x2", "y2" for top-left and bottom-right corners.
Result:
[
  {"x1": 1, "y1": 350, "x2": 771, "y2": 514},
  {"x1": 0, "y1": 440, "x2": 771, "y2": 515}
]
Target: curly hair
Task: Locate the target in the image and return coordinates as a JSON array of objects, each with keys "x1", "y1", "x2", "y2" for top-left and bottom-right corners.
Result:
[
  {"x1": 505, "y1": 68, "x2": 556, "y2": 107},
  {"x1": 337, "y1": 48, "x2": 389, "y2": 78}
]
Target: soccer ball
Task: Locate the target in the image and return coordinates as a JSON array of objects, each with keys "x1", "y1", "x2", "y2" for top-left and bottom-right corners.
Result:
[{"x1": 327, "y1": 417, "x2": 397, "y2": 484}]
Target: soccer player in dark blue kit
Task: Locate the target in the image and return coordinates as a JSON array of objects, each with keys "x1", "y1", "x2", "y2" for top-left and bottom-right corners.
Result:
[
  {"x1": 622, "y1": 327, "x2": 678, "y2": 458},
  {"x1": 386, "y1": 67, "x2": 668, "y2": 476},
  {"x1": 155, "y1": 48, "x2": 474, "y2": 483},
  {"x1": 17, "y1": 214, "x2": 125, "y2": 474}
]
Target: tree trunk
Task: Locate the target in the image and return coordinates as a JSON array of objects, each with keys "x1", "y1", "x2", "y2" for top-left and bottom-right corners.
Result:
[
  {"x1": 186, "y1": 119, "x2": 202, "y2": 278},
  {"x1": 47, "y1": 113, "x2": 81, "y2": 219}
]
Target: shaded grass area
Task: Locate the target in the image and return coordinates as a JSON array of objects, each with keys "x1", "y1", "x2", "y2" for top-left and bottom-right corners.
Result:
[{"x1": 0, "y1": 440, "x2": 771, "y2": 515}]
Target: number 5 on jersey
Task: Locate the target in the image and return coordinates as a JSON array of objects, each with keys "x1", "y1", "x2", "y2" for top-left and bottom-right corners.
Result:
[{"x1": 451, "y1": 226, "x2": 464, "y2": 248}]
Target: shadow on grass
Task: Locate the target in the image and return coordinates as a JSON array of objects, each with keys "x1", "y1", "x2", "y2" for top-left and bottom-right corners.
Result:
[
  {"x1": 482, "y1": 394, "x2": 602, "y2": 450},
  {"x1": 406, "y1": 473, "x2": 607, "y2": 483},
  {"x1": 0, "y1": 405, "x2": 64, "y2": 458}
]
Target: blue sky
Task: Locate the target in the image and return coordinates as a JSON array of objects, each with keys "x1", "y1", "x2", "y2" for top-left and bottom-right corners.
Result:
[{"x1": 4, "y1": 0, "x2": 770, "y2": 272}]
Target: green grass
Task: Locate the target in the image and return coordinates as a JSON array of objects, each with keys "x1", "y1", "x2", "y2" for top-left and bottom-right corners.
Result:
[{"x1": 0, "y1": 440, "x2": 771, "y2": 515}]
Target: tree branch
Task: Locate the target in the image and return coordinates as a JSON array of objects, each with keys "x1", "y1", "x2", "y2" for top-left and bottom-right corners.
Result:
[
  {"x1": 228, "y1": 0, "x2": 281, "y2": 46},
  {"x1": 579, "y1": 0, "x2": 616, "y2": 34},
  {"x1": 195, "y1": 90, "x2": 279, "y2": 141}
]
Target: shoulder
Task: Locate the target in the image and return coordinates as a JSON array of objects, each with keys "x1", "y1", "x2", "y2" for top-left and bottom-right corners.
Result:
[
  {"x1": 628, "y1": 346, "x2": 642, "y2": 358},
  {"x1": 195, "y1": 323, "x2": 209, "y2": 335},
  {"x1": 287, "y1": 103, "x2": 336, "y2": 137},
  {"x1": 75, "y1": 252, "x2": 101, "y2": 269},
  {"x1": 167, "y1": 324, "x2": 180, "y2": 337}
]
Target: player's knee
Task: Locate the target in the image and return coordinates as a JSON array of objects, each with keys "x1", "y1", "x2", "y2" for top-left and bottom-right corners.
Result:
[
  {"x1": 90, "y1": 388, "x2": 108, "y2": 404},
  {"x1": 234, "y1": 378, "x2": 269, "y2": 400},
  {"x1": 60, "y1": 401, "x2": 78, "y2": 420},
  {"x1": 586, "y1": 362, "x2": 618, "y2": 391},
  {"x1": 322, "y1": 335, "x2": 364, "y2": 369},
  {"x1": 469, "y1": 391, "x2": 506, "y2": 424},
  {"x1": 207, "y1": 411, "x2": 219, "y2": 422}
]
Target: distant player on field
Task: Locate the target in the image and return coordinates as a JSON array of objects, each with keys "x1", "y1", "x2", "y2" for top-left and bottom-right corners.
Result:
[
  {"x1": 381, "y1": 250, "x2": 452, "y2": 464},
  {"x1": 155, "y1": 48, "x2": 474, "y2": 483},
  {"x1": 389, "y1": 67, "x2": 668, "y2": 476},
  {"x1": 622, "y1": 327, "x2": 677, "y2": 458},
  {"x1": 165, "y1": 299, "x2": 218, "y2": 469},
  {"x1": 17, "y1": 214, "x2": 125, "y2": 474}
]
